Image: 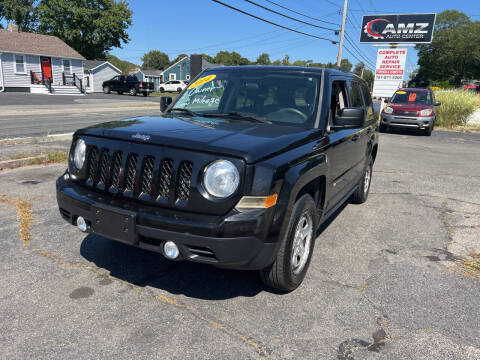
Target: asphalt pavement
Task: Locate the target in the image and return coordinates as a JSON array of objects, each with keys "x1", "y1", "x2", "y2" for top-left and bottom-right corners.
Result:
[{"x1": 0, "y1": 130, "x2": 479, "y2": 359}]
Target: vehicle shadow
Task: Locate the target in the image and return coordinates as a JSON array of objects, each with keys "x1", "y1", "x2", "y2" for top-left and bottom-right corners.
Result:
[
  {"x1": 79, "y1": 202, "x2": 347, "y2": 300},
  {"x1": 383, "y1": 127, "x2": 427, "y2": 136}
]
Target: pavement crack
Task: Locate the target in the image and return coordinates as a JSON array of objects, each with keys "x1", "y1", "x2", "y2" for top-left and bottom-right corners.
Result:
[
  {"x1": 0, "y1": 195, "x2": 33, "y2": 248},
  {"x1": 3, "y1": 195, "x2": 275, "y2": 359}
]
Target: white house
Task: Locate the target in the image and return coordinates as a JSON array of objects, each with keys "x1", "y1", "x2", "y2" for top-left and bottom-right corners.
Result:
[
  {"x1": 83, "y1": 60, "x2": 122, "y2": 93},
  {"x1": 0, "y1": 24, "x2": 85, "y2": 95}
]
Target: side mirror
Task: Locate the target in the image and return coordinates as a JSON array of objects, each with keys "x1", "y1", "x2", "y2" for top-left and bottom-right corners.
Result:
[
  {"x1": 331, "y1": 108, "x2": 365, "y2": 130},
  {"x1": 434, "y1": 101, "x2": 441, "y2": 106},
  {"x1": 160, "y1": 96, "x2": 173, "y2": 112}
]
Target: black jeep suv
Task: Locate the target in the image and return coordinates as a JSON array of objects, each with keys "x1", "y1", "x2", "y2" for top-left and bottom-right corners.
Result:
[{"x1": 56, "y1": 66, "x2": 378, "y2": 291}]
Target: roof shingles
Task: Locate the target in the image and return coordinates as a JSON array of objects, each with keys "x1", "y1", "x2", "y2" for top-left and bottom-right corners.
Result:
[{"x1": 0, "y1": 29, "x2": 85, "y2": 60}]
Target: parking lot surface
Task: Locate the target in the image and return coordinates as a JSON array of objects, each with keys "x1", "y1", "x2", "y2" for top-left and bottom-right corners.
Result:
[
  {"x1": 0, "y1": 92, "x2": 161, "y2": 106},
  {"x1": 0, "y1": 130, "x2": 479, "y2": 359}
]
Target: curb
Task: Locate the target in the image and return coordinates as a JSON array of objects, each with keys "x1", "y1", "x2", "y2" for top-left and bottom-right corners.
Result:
[{"x1": 0, "y1": 155, "x2": 48, "y2": 169}]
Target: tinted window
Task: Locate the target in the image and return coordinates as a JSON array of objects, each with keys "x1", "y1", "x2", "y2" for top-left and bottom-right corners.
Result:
[
  {"x1": 350, "y1": 82, "x2": 364, "y2": 108},
  {"x1": 173, "y1": 70, "x2": 321, "y2": 127},
  {"x1": 360, "y1": 82, "x2": 374, "y2": 118}
]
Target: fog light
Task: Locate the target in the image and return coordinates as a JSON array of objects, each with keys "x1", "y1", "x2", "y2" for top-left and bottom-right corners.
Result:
[
  {"x1": 163, "y1": 241, "x2": 179, "y2": 259},
  {"x1": 76, "y1": 216, "x2": 87, "y2": 232}
]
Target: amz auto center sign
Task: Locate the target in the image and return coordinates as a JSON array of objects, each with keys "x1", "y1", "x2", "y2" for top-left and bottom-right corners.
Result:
[
  {"x1": 360, "y1": 14, "x2": 436, "y2": 43},
  {"x1": 372, "y1": 48, "x2": 407, "y2": 98}
]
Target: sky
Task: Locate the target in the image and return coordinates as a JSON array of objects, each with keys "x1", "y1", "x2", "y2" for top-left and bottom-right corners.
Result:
[{"x1": 111, "y1": 0, "x2": 480, "y2": 74}]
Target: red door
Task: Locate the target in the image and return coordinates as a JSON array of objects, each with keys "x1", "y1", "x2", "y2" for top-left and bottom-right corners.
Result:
[{"x1": 41, "y1": 57, "x2": 52, "y2": 81}]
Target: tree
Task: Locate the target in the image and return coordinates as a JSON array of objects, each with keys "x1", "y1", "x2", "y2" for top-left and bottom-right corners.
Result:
[
  {"x1": 106, "y1": 54, "x2": 137, "y2": 74},
  {"x1": 37, "y1": 0, "x2": 132, "y2": 60},
  {"x1": 201, "y1": 53, "x2": 215, "y2": 63},
  {"x1": 141, "y1": 50, "x2": 170, "y2": 69},
  {"x1": 340, "y1": 58, "x2": 352, "y2": 72},
  {"x1": 281, "y1": 54, "x2": 290, "y2": 65},
  {"x1": 415, "y1": 10, "x2": 480, "y2": 86},
  {"x1": 213, "y1": 51, "x2": 250, "y2": 65},
  {"x1": 256, "y1": 53, "x2": 271, "y2": 65},
  {"x1": 170, "y1": 53, "x2": 188, "y2": 66},
  {"x1": 1, "y1": 0, "x2": 37, "y2": 32},
  {"x1": 353, "y1": 62, "x2": 365, "y2": 76},
  {"x1": 272, "y1": 59, "x2": 281, "y2": 65}
]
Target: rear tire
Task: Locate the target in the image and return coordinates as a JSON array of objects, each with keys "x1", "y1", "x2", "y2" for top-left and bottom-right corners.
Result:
[
  {"x1": 350, "y1": 155, "x2": 373, "y2": 204},
  {"x1": 103, "y1": 86, "x2": 110, "y2": 94},
  {"x1": 260, "y1": 194, "x2": 317, "y2": 292},
  {"x1": 129, "y1": 87, "x2": 137, "y2": 96}
]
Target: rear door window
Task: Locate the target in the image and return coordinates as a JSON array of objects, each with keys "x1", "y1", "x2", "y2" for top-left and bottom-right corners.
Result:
[
  {"x1": 360, "y1": 82, "x2": 374, "y2": 119},
  {"x1": 350, "y1": 81, "x2": 364, "y2": 108}
]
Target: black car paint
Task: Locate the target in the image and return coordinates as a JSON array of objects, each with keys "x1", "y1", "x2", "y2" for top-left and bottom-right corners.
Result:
[{"x1": 57, "y1": 66, "x2": 379, "y2": 270}]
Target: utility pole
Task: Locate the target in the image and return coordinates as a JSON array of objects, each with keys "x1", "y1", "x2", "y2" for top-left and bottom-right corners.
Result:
[{"x1": 336, "y1": 0, "x2": 348, "y2": 67}]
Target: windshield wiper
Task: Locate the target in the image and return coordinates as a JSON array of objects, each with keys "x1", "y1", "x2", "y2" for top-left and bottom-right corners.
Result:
[
  {"x1": 170, "y1": 107, "x2": 198, "y2": 116},
  {"x1": 203, "y1": 111, "x2": 271, "y2": 124}
]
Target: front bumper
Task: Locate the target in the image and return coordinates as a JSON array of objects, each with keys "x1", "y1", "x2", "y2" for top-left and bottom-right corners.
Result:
[
  {"x1": 381, "y1": 113, "x2": 435, "y2": 129},
  {"x1": 56, "y1": 174, "x2": 278, "y2": 270}
]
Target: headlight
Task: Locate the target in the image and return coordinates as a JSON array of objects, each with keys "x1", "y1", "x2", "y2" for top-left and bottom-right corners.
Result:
[
  {"x1": 384, "y1": 106, "x2": 394, "y2": 114},
  {"x1": 420, "y1": 109, "x2": 433, "y2": 116},
  {"x1": 203, "y1": 160, "x2": 239, "y2": 198},
  {"x1": 72, "y1": 139, "x2": 86, "y2": 170}
]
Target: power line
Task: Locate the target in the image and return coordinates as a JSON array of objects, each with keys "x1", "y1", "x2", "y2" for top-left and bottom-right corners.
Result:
[
  {"x1": 343, "y1": 45, "x2": 375, "y2": 71},
  {"x1": 244, "y1": 0, "x2": 340, "y2": 32},
  {"x1": 262, "y1": 0, "x2": 341, "y2": 26},
  {"x1": 344, "y1": 33, "x2": 376, "y2": 68},
  {"x1": 212, "y1": 0, "x2": 338, "y2": 44}
]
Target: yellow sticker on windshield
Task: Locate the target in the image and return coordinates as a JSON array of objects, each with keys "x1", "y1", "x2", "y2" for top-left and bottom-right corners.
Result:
[
  {"x1": 396, "y1": 91, "x2": 406, "y2": 94},
  {"x1": 188, "y1": 75, "x2": 216, "y2": 89}
]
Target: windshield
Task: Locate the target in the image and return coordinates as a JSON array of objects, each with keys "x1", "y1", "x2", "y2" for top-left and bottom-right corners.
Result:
[
  {"x1": 172, "y1": 69, "x2": 321, "y2": 127},
  {"x1": 390, "y1": 90, "x2": 432, "y2": 105}
]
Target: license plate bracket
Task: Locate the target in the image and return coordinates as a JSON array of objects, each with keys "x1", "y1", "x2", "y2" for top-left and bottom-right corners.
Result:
[{"x1": 91, "y1": 205, "x2": 136, "y2": 244}]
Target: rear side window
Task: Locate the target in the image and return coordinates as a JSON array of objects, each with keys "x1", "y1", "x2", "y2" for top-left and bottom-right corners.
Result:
[
  {"x1": 350, "y1": 82, "x2": 364, "y2": 108},
  {"x1": 360, "y1": 82, "x2": 374, "y2": 118}
]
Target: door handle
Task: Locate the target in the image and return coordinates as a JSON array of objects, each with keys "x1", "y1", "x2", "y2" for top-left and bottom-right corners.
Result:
[{"x1": 352, "y1": 134, "x2": 360, "y2": 142}]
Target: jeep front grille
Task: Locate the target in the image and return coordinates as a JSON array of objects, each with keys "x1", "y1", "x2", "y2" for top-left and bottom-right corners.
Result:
[{"x1": 84, "y1": 146, "x2": 194, "y2": 205}]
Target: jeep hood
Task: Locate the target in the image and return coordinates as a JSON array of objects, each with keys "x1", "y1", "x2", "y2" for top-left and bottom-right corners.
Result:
[{"x1": 76, "y1": 115, "x2": 316, "y2": 163}]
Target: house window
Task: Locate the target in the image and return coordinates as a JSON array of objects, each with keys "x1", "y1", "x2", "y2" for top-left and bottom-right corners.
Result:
[
  {"x1": 15, "y1": 55, "x2": 26, "y2": 74},
  {"x1": 169, "y1": 73, "x2": 176, "y2": 81},
  {"x1": 63, "y1": 59, "x2": 71, "y2": 75},
  {"x1": 186, "y1": 75, "x2": 190, "y2": 80}
]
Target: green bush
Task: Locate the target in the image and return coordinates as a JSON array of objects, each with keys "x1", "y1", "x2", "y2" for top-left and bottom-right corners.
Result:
[{"x1": 434, "y1": 90, "x2": 480, "y2": 128}]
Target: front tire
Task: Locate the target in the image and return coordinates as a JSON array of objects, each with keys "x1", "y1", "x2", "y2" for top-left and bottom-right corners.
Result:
[
  {"x1": 350, "y1": 156, "x2": 373, "y2": 204},
  {"x1": 260, "y1": 194, "x2": 317, "y2": 292},
  {"x1": 177, "y1": 87, "x2": 182, "y2": 93},
  {"x1": 160, "y1": 87, "x2": 165, "y2": 93},
  {"x1": 424, "y1": 120, "x2": 434, "y2": 136},
  {"x1": 103, "y1": 86, "x2": 110, "y2": 94}
]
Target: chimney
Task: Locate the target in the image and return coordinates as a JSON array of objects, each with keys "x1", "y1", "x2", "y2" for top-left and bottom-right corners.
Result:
[{"x1": 7, "y1": 23, "x2": 19, "y2": 32}]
